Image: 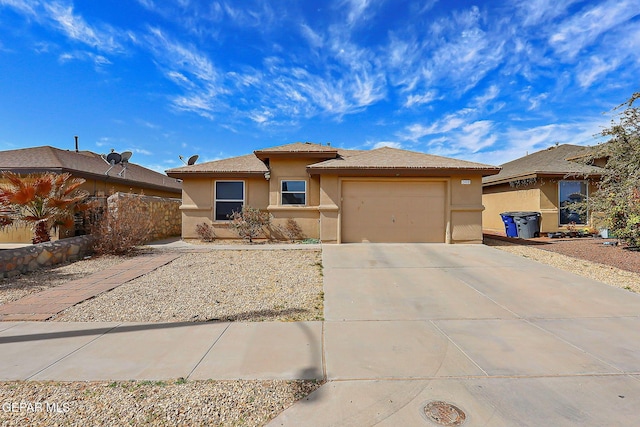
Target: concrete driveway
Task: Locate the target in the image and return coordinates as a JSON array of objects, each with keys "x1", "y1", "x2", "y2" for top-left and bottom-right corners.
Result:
[{"x1": 270, "y1": 243, "x2": 640, "y2": 426}]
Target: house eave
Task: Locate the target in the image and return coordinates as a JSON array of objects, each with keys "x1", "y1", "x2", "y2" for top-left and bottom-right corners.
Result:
[
  {"x1": 483, "y1": 171, "x2": 602, "y2": 187},
  {"x1": 254, "y1": 151, "x2": 338, "y2": 161},
  {"x1": 166, "y1": 171, "x2": 266, "y2": 179}
]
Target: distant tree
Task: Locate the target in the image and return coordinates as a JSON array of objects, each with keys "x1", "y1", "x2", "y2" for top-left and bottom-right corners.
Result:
[
  {"x1": 587, "y1": 92, "x2": 640, "y2": 246},
  {"x1": 0, "y1": 172, "x2": 89, "y2": 244}
]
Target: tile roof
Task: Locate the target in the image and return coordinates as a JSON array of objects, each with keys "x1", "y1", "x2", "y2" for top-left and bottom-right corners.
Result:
[
  {"x1": 166, "y1": 144, "x2": 499, "y2": 178},
  {"x1": 166, "y1": 153, "x2": 269, "y2": 175},
  {"x1": 254, "y1": 142, "x2": 339, "y2": 154},
  {"x1": 483, "y1": 144, "x2": 603, "y2": 186},
  {"x1": 0, "y1": 146, "x2": 181, "y2": 193},
  {"x1": 308, "y1": 146, "x2": 500, "y2": 174}
]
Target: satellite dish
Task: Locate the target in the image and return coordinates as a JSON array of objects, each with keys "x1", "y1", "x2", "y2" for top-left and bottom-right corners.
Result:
[
  {"x1": 106, "y1": 152, "x2": 122, "y2": 165},
  {"x1": 187, "y1": 154, "x2": 199, "y2": 165},
  {"x1": 179, "y1": 154, "x2": 199, "y2": 165},
  {"x1": 121, "y1": 151, "x2": 133, "y2": 162}
]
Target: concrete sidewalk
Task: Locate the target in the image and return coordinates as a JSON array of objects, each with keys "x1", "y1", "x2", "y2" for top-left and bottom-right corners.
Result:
[{"x1": 1, "y1": 243, "x2": 640, "y2": 425}]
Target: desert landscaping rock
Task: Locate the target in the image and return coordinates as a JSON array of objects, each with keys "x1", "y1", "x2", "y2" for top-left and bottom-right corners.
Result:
[
  {"x1": 55, "y1": 250, "x2": 324, "y2": 322},
  {"x1": 485, "y1": 237, "x2": 640, "y2": 293},
  {"x1": 0, "y1": 379, "x2": 323, "y2": 427}
]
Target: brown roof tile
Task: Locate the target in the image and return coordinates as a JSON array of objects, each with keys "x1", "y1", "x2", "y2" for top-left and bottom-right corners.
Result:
[
  {"x1": 254, "y1": 142, "x2": 338, "y2": 154},
  {"x1": 308, "y1": 146, "x2": 500, "y2": 174},
  {"x1": 166, "y1": 153, "x2": 269, "y2": 176},
  {"x1": 482, "y1": 144, "x2": 603, "y2": 186},
  {"x1": 0, "y1": 146, "x2": 181, "y2": 193}
]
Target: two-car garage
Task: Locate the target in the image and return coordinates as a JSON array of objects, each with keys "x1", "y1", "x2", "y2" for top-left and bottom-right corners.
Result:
[{"x1": 340, "y1": 180, "x2": 447, "y2": 243}]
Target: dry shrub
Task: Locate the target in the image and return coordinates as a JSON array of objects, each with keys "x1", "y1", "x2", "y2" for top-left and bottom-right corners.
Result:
[
  {"x1": 89, "y1": 193, "x2": 161, "y2": 255},
  {"x1": 195, "y1": 222, "x2": 216, "y2": 242},
  {"x1": 229, "y1": 206, "x2": 271, "y2": 242},
  {"x1": 281, "y1": 218, "x2": 305, "y2": 242}
]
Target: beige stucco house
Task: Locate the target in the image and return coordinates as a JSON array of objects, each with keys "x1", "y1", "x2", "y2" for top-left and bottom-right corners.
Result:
[
  {"x1": 0, "y1": 145, "x2": 182, "y2": 243},
  {"x1": 166, "y1": 142, "x2": 500, "y2": 244},
  {"x1": 482, "y1": 144, "x2": 604, "y2": 235}
]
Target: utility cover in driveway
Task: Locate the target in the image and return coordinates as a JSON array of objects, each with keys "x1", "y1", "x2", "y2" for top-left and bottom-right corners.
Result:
[{"x1": 341, "y1": 180, "x2": 446, "y2": 243}]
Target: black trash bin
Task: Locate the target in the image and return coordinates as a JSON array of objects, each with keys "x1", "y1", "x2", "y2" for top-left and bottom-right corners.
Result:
[
  {"x1": 500, "y1": 212, "x2": 519, "y2": 237},
  {"x1": 512, "y1": 212, "x2": 541, "y2": 238}
]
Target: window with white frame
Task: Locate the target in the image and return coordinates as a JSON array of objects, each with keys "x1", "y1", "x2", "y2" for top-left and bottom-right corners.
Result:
[
  {"x1": 559, "y1": 180, "x2": 588, "y2": 225},
  {"x1": 215, "y1": 181, "x2": 244, "y2": 220},
  {"x1": 281, "y1": 180, "x2": 306, "y2": 205}
]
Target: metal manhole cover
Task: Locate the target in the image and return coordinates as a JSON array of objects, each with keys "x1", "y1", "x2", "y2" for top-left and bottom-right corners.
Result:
[{"x1": 423, "y1": 401, "x2": 466, "y2": 426}]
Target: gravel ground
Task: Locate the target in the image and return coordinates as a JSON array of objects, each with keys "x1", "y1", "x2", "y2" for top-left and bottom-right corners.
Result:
[
  {"x1": 0, "y1": 379, "x2": 323, "y2": 426},
  {"x1": 55, "y1": 250, "x2": 324, "y2": 323},
  {"x1": 484, "y1": 236, "x2": 640, "y2": 293},
  {"x1": 0, "y1": 255, "x2": 125, "y2": 305},
  {"x1": 1, "y1": 249, "x2": 324, "y2": 426}
]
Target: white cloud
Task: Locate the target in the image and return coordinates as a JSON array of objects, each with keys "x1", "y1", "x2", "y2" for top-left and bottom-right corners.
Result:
[
  {"x1": 472, "y1": 85, "x2": 500, "y2": 107},
  {"x1": 576, "y1": 56, "x2": 621, "y2": 88},
  {"x1": 300, "y1": 23, "x2": 323, "y2": 49},
  {"x1": 515, "y1": 0, "x2": 581, "y2": 27},
  {"x1": 549, "y1": 0, "x2": 640, "y2": 58},
  {"x1": 404, "y1": 91, "x2": 438, "y2": 108},
  {"x1": 44, "y1": 2, "x2": 122, "y2": 53}
]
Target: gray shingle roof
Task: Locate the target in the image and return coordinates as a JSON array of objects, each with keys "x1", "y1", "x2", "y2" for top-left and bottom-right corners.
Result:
[
  {"x1": 483, "y1": 144, "x2": 603, "y2": 186},
  {"x1": 0, "y1": 146, "x2": 181, "y2": 193}
]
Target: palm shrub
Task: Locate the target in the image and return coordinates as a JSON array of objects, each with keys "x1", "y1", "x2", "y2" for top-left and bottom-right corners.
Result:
[{"x1": 0, "y1": 172, "x2": 89, "y2": 243}]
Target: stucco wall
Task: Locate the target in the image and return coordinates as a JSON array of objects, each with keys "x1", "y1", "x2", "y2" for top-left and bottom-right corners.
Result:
[
  {"x1": 449, "y1": 175, "x2": 485, "y2": 243},
  {"x1": 180, "y1": 177, "x2": 271, "y2": 239},
  {"x1": 482, "y1": 184, "x2": 541, "y2": 233},
  {"x1": 179, "y1": 169, "x2": 487, "y2": 244},
  {"x1": 483, "y1": 178, "x2": 600, "y2": 234}
]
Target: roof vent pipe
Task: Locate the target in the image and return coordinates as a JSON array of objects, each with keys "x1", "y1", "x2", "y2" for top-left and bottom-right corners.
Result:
[{"x1": 74, "y1": 135, "x2": 79, "y2": 152}]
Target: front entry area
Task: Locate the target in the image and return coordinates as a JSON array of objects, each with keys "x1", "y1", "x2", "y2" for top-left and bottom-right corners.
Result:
[{"x1": 340, "y1": 180, "x2": 446, "y2": 243}]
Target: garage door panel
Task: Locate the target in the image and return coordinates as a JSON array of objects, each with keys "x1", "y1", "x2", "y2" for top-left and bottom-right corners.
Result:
[{"x1": 341, "y1": 181, "x2": 446, "y2": 243}]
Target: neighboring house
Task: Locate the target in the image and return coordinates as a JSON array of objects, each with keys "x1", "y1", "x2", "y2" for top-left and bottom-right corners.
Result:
[
  {"x1": 482, "y1": 144, "x2": 604, "y2": 235},
  {"x1": 0, "y1": 145, "x2": 182, "y2": 243},
  {"x1": 166, "y1": 142, "x2": 500, "y2": 244}
]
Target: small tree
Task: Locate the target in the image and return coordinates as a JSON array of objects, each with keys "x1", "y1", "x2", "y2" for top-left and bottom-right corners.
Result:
[
  {"x1": 586, "y1": 92, "x2": 640, "y2": 246},
  {"x1": 229, "y1": 206, "x2": 271, "y2": 242},
  {"x1": 0, "y1": 172, "x2": 89, "y2": 244}
]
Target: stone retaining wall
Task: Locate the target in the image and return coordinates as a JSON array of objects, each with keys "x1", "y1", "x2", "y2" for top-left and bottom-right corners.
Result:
[
  {"x1": 107, "y1": 193, "x2": 181, "y2": 241},
  {"x1": 0, "y1": 235, "x2": 94, "y2": 279}
]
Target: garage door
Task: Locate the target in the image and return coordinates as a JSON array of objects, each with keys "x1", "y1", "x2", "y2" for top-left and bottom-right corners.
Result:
[{"x1": 341, "y1": 180, "x2": 446, "y2": 243}]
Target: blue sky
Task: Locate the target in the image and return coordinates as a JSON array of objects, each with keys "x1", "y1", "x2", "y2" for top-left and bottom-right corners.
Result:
[{"x1": 1, "y1": 0, "x2": 639, "y2": 173}]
